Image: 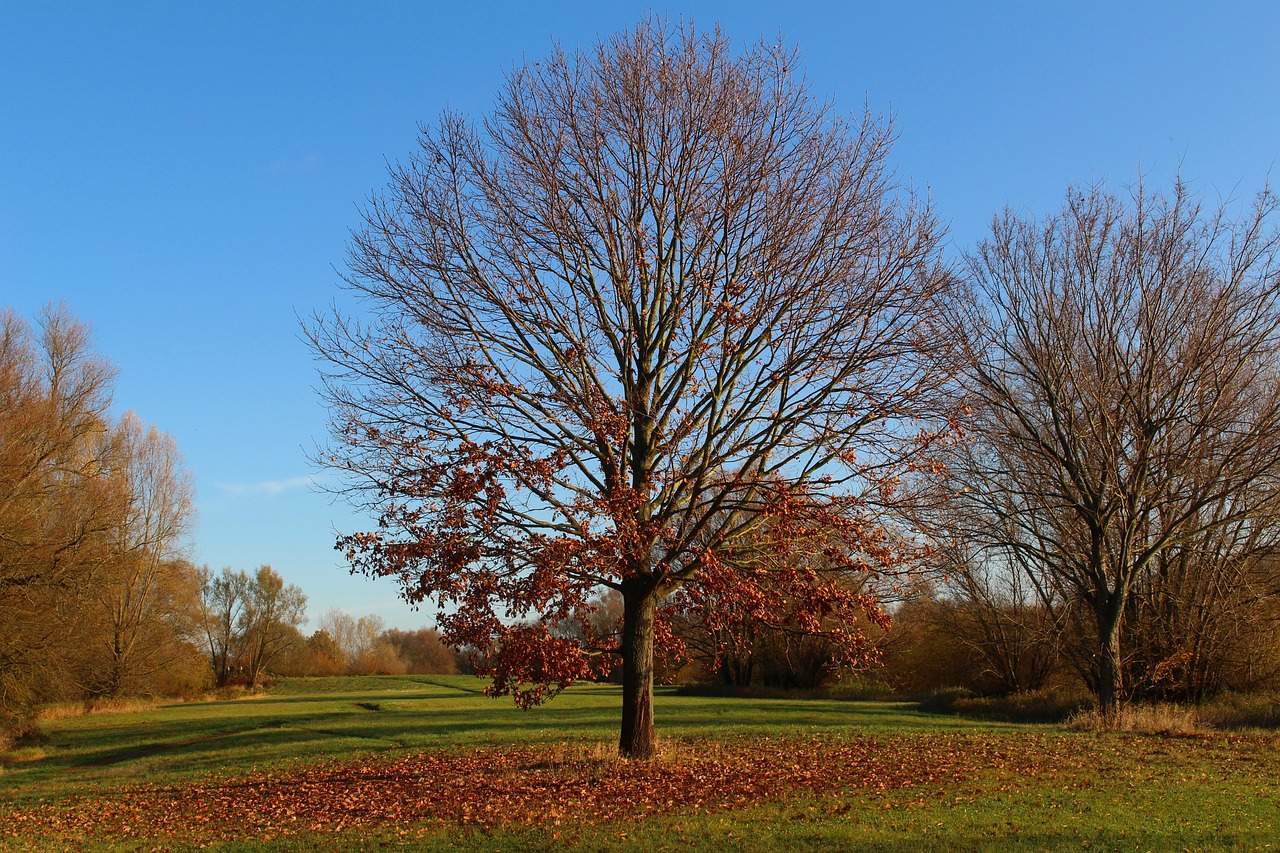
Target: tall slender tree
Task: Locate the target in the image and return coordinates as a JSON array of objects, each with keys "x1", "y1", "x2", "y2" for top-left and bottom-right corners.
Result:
[
  {"x1": 198, "y1": 567, "x2": 248, "y2": 688},
  {"x1": 86, "y1": 413, "x2": 197, "y2": 698},
  {"x1": 239, "y1": 565, "x2": 306, "y2": 687}
]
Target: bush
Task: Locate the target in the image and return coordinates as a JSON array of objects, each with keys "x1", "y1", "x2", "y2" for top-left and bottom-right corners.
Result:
[
  {"x1": 918, "y1": 686, "x2": 1093, "y2": 723},
  {"x1": 672, "y1": 675, "x2": 894, "y2": 702},
  {"x1": 1197, "y1": 692, "x2": 1280, "y2": 730}
]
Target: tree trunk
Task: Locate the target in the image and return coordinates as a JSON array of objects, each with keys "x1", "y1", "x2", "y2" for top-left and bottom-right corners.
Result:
[
  {"x1": 1096, "y1": 601, "x2": 1125, "y2": 715},
  {"x1": 619, "y1": 581, "x2": 657, "y2": 759}
]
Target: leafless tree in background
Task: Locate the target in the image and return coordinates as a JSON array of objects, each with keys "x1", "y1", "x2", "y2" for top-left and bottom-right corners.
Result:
[
  {"x1": 947, "y1": 180, "x2": 1280, "y2": 712},
  {"x1": 199, "y1": 565, "x2": 307, "y2": 688},
  {"x1": 918, "y1": 531, "x2": 1067, "y2": 695},
  {"x1": 239, "y1": 565, "x2": 307, "y2": 687},
  {"x1": 198, "y1": 566, "x2": 248, "y2": 688}
]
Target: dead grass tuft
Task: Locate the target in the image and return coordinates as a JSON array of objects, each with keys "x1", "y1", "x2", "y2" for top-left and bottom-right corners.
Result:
[
  {"x1": 1, "y1": 745, "x2": 47, "y2": 767},
  {"x1": 1068, "y1": 703, "x2": 1204, "y2": 736},
  {"x1": 37, "y1": 697, "x2": 162, "y2": 722}
]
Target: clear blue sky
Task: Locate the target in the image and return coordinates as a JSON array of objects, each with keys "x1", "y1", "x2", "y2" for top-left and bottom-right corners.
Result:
[{"x1": 3, "y1": 2, "x2": 1277, "y2": 629}]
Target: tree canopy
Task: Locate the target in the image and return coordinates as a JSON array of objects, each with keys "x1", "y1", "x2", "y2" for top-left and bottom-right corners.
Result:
[{"x1": 312, "y1": 19, "x2": 962, "y2": 757}]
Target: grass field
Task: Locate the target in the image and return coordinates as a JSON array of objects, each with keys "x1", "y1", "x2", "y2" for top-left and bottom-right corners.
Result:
[{"x1": 1, "y1": 675, "x2": 1277, "y2": 850}]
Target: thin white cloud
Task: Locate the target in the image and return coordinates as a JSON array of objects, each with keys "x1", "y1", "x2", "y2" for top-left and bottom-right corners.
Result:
[
  {"x1": 265, "y1": 153, "x2": 320, "y2": 174},
  {"x1": 215, "y1": 475, "x2": 320, "y2": 497}
]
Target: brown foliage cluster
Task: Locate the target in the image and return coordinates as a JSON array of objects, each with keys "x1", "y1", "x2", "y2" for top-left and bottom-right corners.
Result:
[
  {"x1": 669, "y1": 497, "x2": 904, "y2": 691},
  {"x1": 1, "y1": 732, "x2": 1208, "y2": 843},
  {"x1": 1, "y1": 306, "x2": 203, "y2": 737}
]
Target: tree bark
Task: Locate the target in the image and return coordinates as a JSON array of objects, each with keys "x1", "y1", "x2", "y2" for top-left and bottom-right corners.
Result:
[
  {"x1": 1095, "y1": 599, "x2": 1125, "y2": 715},
  {"x1": 619, "y1": 581, "x2": 657, "y2": 759}
]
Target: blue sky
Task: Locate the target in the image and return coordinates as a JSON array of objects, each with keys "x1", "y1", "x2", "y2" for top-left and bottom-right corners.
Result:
[{"x1": 3, "y1": 2, "x2": 1277, "y2": 629}]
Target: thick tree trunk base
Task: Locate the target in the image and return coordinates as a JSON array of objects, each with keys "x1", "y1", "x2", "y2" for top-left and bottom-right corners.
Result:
[
  {"x1": 619, "y1": 582, "x2": 657, "y2": 760},
  {"x1": 619, "y1": 709, "x2": 656, "y2": 759}
]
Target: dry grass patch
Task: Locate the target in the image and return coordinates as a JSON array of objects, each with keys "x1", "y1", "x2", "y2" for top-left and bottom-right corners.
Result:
[
  {"x1": 1068, "y1": 703, "x2": 1204, "y2": 736},
  {"x1": 1198, "y1": 693, "x2": 1280, "y2": 730},
  {"x1": 36, "y1": 697, "x2": 162, "y2": 722}
]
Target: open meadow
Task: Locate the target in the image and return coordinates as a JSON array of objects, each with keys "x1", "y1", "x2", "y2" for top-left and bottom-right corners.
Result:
[{"x1": 1, "y1": 676, "x2": 1277, "y2": 851}]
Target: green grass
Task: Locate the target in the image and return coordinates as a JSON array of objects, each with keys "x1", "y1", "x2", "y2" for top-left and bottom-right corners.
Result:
[
  {"x1": 2, "y1": 675, "x2": 1278, "y2": 851},
  {"x1": 0, "y1": 675, "x2": 987, "y2": 800}
]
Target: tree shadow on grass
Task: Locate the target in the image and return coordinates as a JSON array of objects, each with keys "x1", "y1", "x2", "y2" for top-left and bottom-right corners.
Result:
[{"x1": 24, "y1": 680, "x2": 1031, "y2": 795}]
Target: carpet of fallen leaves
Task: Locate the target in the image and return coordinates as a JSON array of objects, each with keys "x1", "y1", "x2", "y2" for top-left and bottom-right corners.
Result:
[{"x1": 1, "y1": 732, "x2": 1271, "y2": 844}]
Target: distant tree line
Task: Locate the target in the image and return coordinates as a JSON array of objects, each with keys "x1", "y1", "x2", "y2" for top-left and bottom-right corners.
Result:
[
  {"x1": 877, "y1": 562, "x2": 1280, "y2": 704},
  {"x1": 272, "y1": 610, "x2": 462, "y2": 678}
]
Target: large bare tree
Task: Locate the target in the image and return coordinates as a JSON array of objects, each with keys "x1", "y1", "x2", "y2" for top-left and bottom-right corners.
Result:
[
  {"x1": 950, "y1": 180, "x2": 1280, "y2": 712},
  {"x1": 311, "y1": 20, "x2": 960, "y2": 757}
]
